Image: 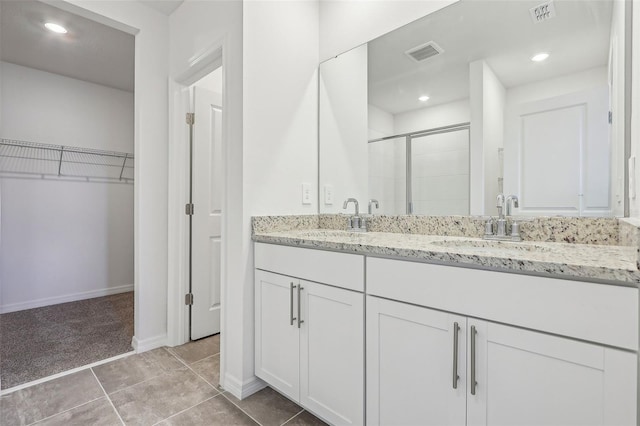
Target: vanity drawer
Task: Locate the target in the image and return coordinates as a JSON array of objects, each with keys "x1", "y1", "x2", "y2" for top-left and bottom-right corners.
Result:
[
  {"x1": 367, "y1": 257, "x2": 639, "y2": 350},
  {"x1": 255, "y1": 243, "x2": 364, "y2": 292}
]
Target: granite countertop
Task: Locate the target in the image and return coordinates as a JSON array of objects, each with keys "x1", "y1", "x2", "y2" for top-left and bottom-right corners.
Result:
[{"x1": 253, "y1": 229, "x2": 640, "y2": 286}]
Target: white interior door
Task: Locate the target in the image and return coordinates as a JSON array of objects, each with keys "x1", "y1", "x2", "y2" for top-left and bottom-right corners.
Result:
[
  {"x1": 191, "y1": 86, "x2": 223, "y2": 340},
  {"x1": 504, "y1": 87, "x2": 610, "y2": 216}
]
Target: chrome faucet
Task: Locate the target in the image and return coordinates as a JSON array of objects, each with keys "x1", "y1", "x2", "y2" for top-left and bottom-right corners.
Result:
[
  {"x1": 368, "y1": 199, "x2": 379, "y2": 215},
  {"x1": 484, "y1": 194, "x2": 521, "y2": 241},
  {"x1": 505, "y1": 195, "x2": 521, "y2": 241},
  {"x1": 495, "y1": 194, "x2": 507, "y2": 237},
  {"x1": 505, "y1": 195, "x2": 519, "y2": 216},
  {"x1": 343, "y1": 198, "x2": 366, "y2": 232}
]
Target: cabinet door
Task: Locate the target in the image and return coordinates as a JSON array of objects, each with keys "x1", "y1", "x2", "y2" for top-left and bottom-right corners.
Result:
[
  {"x1": 255, "y1": 270, "x2": 300, "y2": 401},
  {"x1": 467, "y1": 320, "x2": 637, "y2": 426},
  {"x1": 300, "y1": 281, "x2": 364, "y2": 426},
  {"x1": 367, "y1": 296, "x2": 467, "y2": 426}
]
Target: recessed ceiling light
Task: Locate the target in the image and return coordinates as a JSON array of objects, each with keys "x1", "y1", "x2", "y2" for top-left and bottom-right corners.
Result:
[
  {"x1": 531, "y1": 52, "x2": 549, "y2": 62},
  {"x1": 418, "y1": 95, "x2": 430, "y2": 102},
  {"x1": 45, "y1": 22, "x2": 68, "y2": 34}
]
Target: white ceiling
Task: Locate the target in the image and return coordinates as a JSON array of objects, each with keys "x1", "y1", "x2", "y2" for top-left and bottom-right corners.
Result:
[
  {"x1": 0, "y1": 1, "x2": 134, "y2": 92},
  {"x1": 138, "y1": 0, "x2": 184, "y2": 16},
  {"x1": 368, "y1": 0, "x2": 613, "y2": 115}
]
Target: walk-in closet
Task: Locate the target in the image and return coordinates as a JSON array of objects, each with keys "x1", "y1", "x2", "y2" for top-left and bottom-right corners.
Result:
[{"x1": 0, "y1": 1, "x2": 135, "y2": 390}]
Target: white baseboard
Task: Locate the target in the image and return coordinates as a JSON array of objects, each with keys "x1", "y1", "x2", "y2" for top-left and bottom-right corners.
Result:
[
  {"x1": 0, "y1": 284, "x2": 134, "y2": 314},
  {"x1": 132, "y1": 333, "x2": 168, "y2": 353},
  {"x1": 222, "y1": 373, "x2": 267, "y2": 400}
]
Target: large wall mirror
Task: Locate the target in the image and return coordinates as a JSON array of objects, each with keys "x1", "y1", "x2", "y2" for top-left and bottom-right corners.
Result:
[{"x1": 319, "y1": 0, "x2": 629, "y2": 217}]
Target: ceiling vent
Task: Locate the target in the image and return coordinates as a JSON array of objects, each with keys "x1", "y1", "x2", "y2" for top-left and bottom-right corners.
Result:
[
  {"x1": 530, "y1": 1, "x2": 557, "y2": 24},
  {"x1": 405, "y1": 41, "x2": 444, "y2": 63}
]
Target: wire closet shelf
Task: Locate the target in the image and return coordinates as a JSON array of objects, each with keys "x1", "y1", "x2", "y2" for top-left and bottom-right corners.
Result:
[{"x1": 0, "y1": 138, "x2": 134, "y2": 181}]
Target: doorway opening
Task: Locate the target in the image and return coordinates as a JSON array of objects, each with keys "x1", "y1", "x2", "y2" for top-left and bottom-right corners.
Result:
[
  {"x1": 0, "y1": 1, "x2": 135, "y2": 390},
  {"x1": 167, "y1": 40, "x2": 227, "y2": 390},
  {"x1": 187, "y1": 68, "x2": 224, "y2": 341}
]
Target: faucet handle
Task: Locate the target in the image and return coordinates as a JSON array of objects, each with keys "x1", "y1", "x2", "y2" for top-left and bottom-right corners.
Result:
[{"x1": 484, "y1": 218, "x2": 494, "y2": 236}]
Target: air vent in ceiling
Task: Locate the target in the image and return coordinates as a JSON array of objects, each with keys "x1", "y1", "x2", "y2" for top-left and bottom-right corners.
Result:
[
  {"x1": 530, "y1": 1, "x2": 556, "y2": 23},
  {"x1": 405, "y1": 41, "x2": 443, "y2": 63}
]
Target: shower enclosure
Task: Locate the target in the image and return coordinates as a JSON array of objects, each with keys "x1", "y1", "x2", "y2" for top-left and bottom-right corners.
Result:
[{"x1": 368, "y1": 122, "x2": 470, "y2": 215}]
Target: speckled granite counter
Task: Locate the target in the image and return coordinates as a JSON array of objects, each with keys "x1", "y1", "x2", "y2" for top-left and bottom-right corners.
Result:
[{"x1": 252, "y1": 216, "x2": 640, "y2": 286}]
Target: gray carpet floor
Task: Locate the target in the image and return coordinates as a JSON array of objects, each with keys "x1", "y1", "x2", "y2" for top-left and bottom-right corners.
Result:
[{"x1": 0, "y1": 292, "x2": 134, "y2": 389}]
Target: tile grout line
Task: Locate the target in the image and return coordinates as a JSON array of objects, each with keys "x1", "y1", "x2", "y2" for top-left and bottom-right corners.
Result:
[
  {"x1": 23, "y1": 396, "x2": 105, "y2": 426},
  {"x1": 280, "y1": 409, "x2": 306, "y2": 426},
  {"x1": 150, "y1": 395, "x2": 218, "y2": 426},
  {"x1": 167, "y1": 348, "x2": 221, "y2": 392},
  {"x1": 90, "y1": 367, "x2": 126, "y2": 426},
  {"x1": 218, "y1": 392, "x2": 266, "y2": 426},
  {"x1": 102, "y1": 348, "x2": 182, "y2": 397}
]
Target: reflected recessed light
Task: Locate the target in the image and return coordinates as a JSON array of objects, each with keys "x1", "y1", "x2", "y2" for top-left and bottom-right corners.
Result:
[
  {"x1": 418, "y1": 95, "x2": 430, "y2": 102},
  {"x1": 45, "y1": 22, "x2": 67, "y2": 34},
  {"x1": 531, "y1": 52, "x2": 549, "y2": 62}
]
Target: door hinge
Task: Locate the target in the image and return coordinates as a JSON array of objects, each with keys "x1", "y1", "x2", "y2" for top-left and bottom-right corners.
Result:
[
  {"x1": 186, "y1": 112, "x2": 195, "y2": 125},
  {"x1": 185, "y1": 293, "x2": 194, "y2": 306},
  {"x1": 185, "y1": 203, "x2": 194, "y2": 215},
  {"x1": 608, "y1": 111, "x2": 613, "y2": 124}
]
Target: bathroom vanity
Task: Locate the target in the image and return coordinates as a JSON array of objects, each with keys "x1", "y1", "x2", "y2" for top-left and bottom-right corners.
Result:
[{"x1": 253, "y1": 216, "x2": 639, "y2": 425}]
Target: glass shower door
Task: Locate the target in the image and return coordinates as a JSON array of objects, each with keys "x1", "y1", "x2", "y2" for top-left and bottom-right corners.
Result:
[{"x1": 410, "y1": 128, "x2": 470, "y2": 215}]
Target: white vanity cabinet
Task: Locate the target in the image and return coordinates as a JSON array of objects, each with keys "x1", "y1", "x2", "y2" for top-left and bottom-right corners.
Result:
[
  {"x1": 367, "y1": 257, "x2": 639, "y2": 426},
  {"x1": 254, "y1": 243, "x2": 365, "y2": 426},
  {"x1": 366, "y1": 296, "x2": 467, "y2": 426},
  {"x1": 368, "y1": 296, "x2": 637, "y2": 426}
]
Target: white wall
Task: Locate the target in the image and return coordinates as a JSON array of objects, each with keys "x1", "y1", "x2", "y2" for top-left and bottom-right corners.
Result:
[
  {"x1": 482, "y1": 64, "x2": 506, "y2": 216},
  {"x1": 319, "y1": 44, "x2": 368, "y2": 213},
  {"x1": 394, "y1": 99, "x2": 469, "y2": 134},
  {"x1": 0, "y1": 62, "x2": 134, "y2": 313},
  {"x1": 632, "y1": 0, "x2": 640, "y2": 218},
  {"x1": 506, "y1": 66, "x2": 608, "y2": 107},
  {"x1": 0, "y1": 179, "x2": 133, "y2": 312},
  {"x1": 319, "y1": 0, "x2": 458, "y2": 61},
  {"x1": 469, "y1": 60, "x2": 505, "y2": 216},
  {"x1": 61, "y1": 0, "x2": 170, "y2": 351},
  {"x1": 1, "y1": 62, "x2": 133, "y2": 152},
  {"x1": 242, "y1": 0, "x2": 319, "y2": 396}
]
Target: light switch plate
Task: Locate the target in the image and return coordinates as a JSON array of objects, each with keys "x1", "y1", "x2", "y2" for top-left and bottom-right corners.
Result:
[
  {"x1": 302, "y1": 183, "x2": 312, "y2": 205},
  {"x1": 324, "y1": 185, "x2": 334, "y2": 205}
]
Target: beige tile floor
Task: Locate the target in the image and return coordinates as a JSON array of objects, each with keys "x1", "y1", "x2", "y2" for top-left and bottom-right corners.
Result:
[{"x1": 0, "y1": 335, "x2": 327, "y2": 426}]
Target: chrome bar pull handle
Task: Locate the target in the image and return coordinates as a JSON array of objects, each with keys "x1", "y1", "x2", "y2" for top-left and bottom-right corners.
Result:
[
  {"x1": 470, "y1": 325, "x2": 477, "y2": 396},
  {"x1": 289, "y1": 282, "x2": 297, "y2": 326},
  {"x1": 452, "y1": 322, "x2": 460, "y2": 389},
  {"x1": 297, "y1": 285, "x2": 304, "y2": 328}
]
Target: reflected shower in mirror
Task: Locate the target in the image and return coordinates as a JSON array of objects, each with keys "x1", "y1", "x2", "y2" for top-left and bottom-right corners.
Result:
[{"x1": 319, "y1": 0, "x2": 628, "y2": 217}]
